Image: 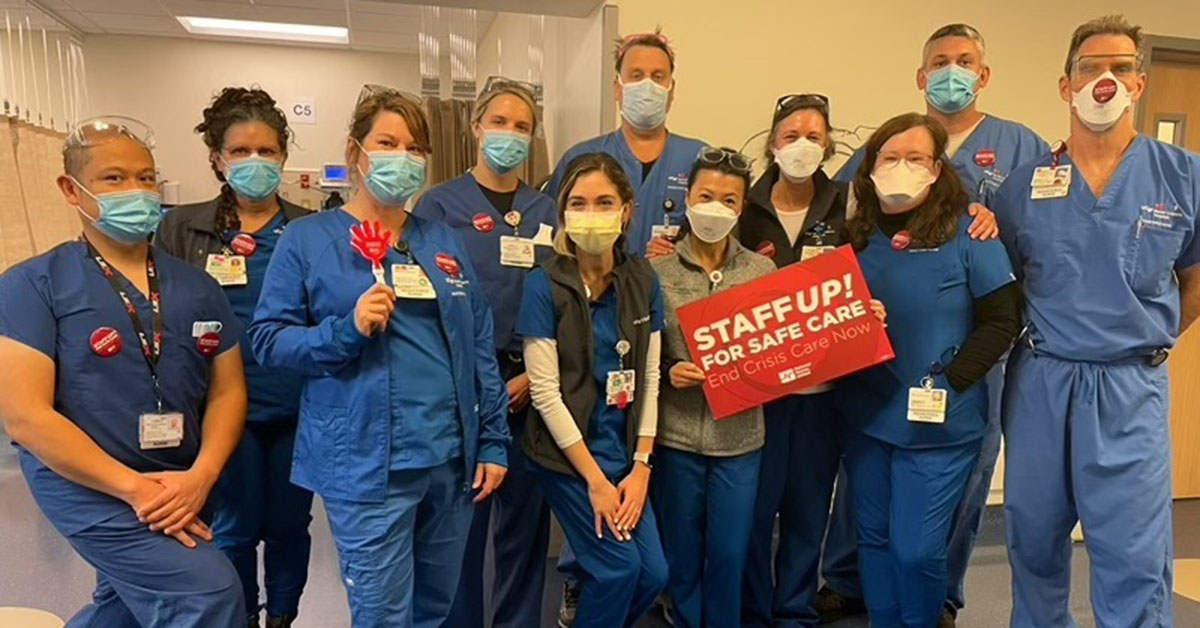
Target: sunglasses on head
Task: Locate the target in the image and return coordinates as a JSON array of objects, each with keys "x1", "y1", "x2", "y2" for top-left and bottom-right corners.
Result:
[
  {"x1": 696, "y1": 146, "x2": 754, "y2": 173},
  {"x1": 774, "y1": 93, "x2": 830, "y2": 122}
]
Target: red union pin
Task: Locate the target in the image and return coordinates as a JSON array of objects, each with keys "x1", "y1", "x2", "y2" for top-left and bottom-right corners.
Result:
[
  {"x1": 974, "y1": 149, "x2": 996, "y2": 168},
  {"x1": 230, "y1": 233, "x2": 257, "y2": 256},
  {"x1": 755, "y1": 240, "x2": 777, "y2": 259},
  {"x1": 90, "y1": 326, "x2": 122, "y2": 357},
  {"x1": 472, "y1": 213, "x2": 495, "y2": 233},
  {"x1": 350, "y1": 221, "x2": 393, "y2": 284},
  {"x1": 891, "y1": 230, "x2": 912, "y2": 251},
  {"x1": 435, "y1": 253, "x2": 460, "y2": 277},
  {"x1": 197, "y1": 332, "x2": 221, "y2": 357}
]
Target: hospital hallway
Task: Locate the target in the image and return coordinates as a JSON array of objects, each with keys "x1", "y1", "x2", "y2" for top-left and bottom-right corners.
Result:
[{"x1": 2, "y1": 438, "x2": 1199, "y2": 628}]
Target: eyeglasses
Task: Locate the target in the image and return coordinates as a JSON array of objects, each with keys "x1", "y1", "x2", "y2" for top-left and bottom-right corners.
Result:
[
  {"x1": 67, "y1": 116, "x2": 155, "y2": 150},
  {"x1": 1070, "y1": 54, "x2": 1142, "y2": 82},
  {"x1": 774, "y1": 93, "x2": 830, "y2": 123},
  {"x1": 480, "y1": 76, "x2": 539, "y2": 101},
  {"x1": 357, "y1": 84, "x2": 423, "y2": 108},
  {"x1": 696, "y1": 146, "x2": 754, "y2": 173}
]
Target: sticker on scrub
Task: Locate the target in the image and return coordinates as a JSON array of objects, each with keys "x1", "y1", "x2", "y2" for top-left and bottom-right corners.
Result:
[
  {"x1": 1031, "y1": 165, "x2": 1071, "y2": 200},
  {"x1": 907, "y1": 377, "x2": 947, "y2": 424},
  {"x1": 139, "y1": 412, "x2": 184, "y2": 450},
  {"x1": 192, "y1": 321, "x2": 223, "y2": 338},
  {"x1": 499, "y1": 235, "x2": 536, "y2": 268},
  {"x1": 532, "y1": 223, "x2": 555, "y2": 247},
  {"x1": 800, "y1": 245, "x2": 836, "y2": 261},
  {"x1": 205, "y1": 254, "x2": 248, "y2": 286},
  {"x1": 391, "y1": 264, "x2": 437, "y2": 299},
  {"x1": 606, "y1": 369, "x2": 637, "y2": 409}
]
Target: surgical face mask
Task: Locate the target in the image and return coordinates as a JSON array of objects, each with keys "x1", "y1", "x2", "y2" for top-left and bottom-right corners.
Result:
[
  {"x1": 356, "y1": 141, "x2": 426, "y2": 207},
  {"x1": 620, "y1": 78, "x2": 670, "y2": 131},
  {"x1": 870, "y1": 161, "x2": 937, "y2": 211},
  {"x1": 481, "y1": 129, "x2": 531, "y2": 174},
  {"x1": 773, "y1": 138, "x2": 825, "y2": 182},
  {"x1": 686, "y1": 201, "x2": 738, "y2": 243},
  {"x1": 564, "y1": 209, "x2": 623, "y2": 254},
  {"x1": 72, "y1": 178, "x2": 162, "y2": 244},
  {"x1": 224, "y1": 156, "x2": 282, "y2": 201},
  {"x1": 924, "y1": 65, "x2": 979, "y2": 114},
  {"x1": 1071, "y1": 71, "x2": 1132, "y2": 133}
]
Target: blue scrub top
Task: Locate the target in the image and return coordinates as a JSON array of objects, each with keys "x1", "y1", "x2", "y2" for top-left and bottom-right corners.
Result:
[
  {"x1": 412, "y1": 172, "x2": 558, "y2": 354},
  {"x1": 994, "y1": 135, "x2": 1200, "y2": 362},
  {"x1": 841, "y1": 218, "x2": 1015, "y2": 448},
  {"x1": 223, "y1": 211, "x2": 304, "y2": 423},
  {"x1": 547, "y1": 130, "x2": 707, "y2": 256},
  {"x1": 835, "y1": 115, "x2": 1048, "y2": 204},
  {"x1": 517, "y1": 267, "x2": 665, "y2": 478},
  {"x1": 0, "y1": 241, "x2": 242, "y2": 533}
]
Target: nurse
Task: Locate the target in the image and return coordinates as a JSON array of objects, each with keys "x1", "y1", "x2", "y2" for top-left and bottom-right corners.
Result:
[
  {"x1": 518, "y1": 152, "x2": 668, "y2": 628},
  {"x1": 546, "y1": 29, "x2": 706, "y2": 259},
  {"x1": 249, "y1": 85, "x2": 512, "y2": 627},
  {"x1": 414, "y1": 76, "x2": 557, "y2": 628},
  {"x1": 830, "y1": 24, "x2": 1045, "y2": 626},
  {"x1": 839, "y1": 113, "x2": 1021, "y2": 628},
  {"x1": 0, "y1": 117, "x2": 246, "y2": 627},
  {"x1": 155, "y1": 87, "x2": 312, "y2": 628},
  {"x1": 994, "y1": 15, "x2": 1200, "y2": 628}
]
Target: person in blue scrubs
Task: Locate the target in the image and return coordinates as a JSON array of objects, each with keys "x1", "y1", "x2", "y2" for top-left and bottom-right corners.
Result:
[
  {"x1": 0, "y1": 117, "x2": 247, "y2": 628},
  {"x1": 156, "y1": 87, "x2": 312, "y2": 628},
  {"x1": 518, "y1": 152, "x2": 668, "y2": 628},
  {"x1": 829, "y1": 24, "x2": 1044, "y2": 626},
  {"x1": 994, "y1": 16, "x2": 1200, "y2": 628},
  {"x1": 839, "y1": 113, "x2": 1021, "y2": 628},
  {"x1": 546, "y1": 29, "x2": 706, "y2": 260},
  {"x1": 415, "y1": 77, "x2": 557, "y2": 628},
  {"x1": 249, "y1": 85, "x2": 511, "y2": 628}
]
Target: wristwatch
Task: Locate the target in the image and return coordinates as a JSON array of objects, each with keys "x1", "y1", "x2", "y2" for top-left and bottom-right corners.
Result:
[{"x1": 633, "y1": 452, "x2": 653, "y2": 468}]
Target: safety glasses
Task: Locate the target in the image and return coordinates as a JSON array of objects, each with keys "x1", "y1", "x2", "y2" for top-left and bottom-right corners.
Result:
[
  {"x1": 1070, "y1": 54, "x2": 1142, "y2": 82},
  {"x1": 774, "y1": 93, "x2": 830, "y2": 123},
  {"x1": 696, "y1": 146, "x2": 754, "y2": 173},
  {"x1": 356, "y1": 83, "x2": 423, "y2": 108},
  {"x1": 67, "y1": 116, "x2": 155, "y2": 150}
]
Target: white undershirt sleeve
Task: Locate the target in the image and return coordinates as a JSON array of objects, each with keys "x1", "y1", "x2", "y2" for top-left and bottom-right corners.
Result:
[
  {"x1": 523, "y1": 337, "x2": 584, "y2": 449},
  {"x1": 637, "y1": 331, "x2": 662, "y2": 439}
]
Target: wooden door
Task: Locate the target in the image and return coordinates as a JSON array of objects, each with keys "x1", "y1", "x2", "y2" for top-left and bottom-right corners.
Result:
[{"x1": 1140, "y1": 48, "x2": 1200, "y2": 498}]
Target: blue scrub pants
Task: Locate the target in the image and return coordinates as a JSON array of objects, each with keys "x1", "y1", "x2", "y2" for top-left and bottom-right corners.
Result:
[
  {"x1": 844, "y1": 431, "x2": 977, "y2": 628},
  {"x1": 324, "y1": 459, "x2": 474, "y2": 628},
  {"x1": 445, "y1": 405, "x2": 550, "y2": 628},
  {"x1": 535, "y1": 463, "x2": 668, "y2": 628},
  {"x1": 1003, "y1": 349, "x2": 1173, "y2": 628},
  {"x1": 820, "y1": 466, "x2": 861, "y2": 599},
  {"x1": 653, "y1": 446, "x2": 760, "y2": 628},
  {"x1": 63, "y1": 507, "x2": 244, "y2": 628},
  {"x1": 943, "y1": 361, "x2": 1005, "y2": 613},
  {"x1": 743, "y1": 392, "x2": 842, "y2": 628},
  {"x1": 212, "y1": 420, "x2": 313, "y2": 619}
]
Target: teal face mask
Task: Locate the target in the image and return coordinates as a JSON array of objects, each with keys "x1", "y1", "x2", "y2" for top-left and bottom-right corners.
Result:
[
  {"x1": 924, "y1": 65, "x2": 979, "y2": 114},
  {"x1": 225, "y1": 156, "x2": 282, "y2": 201},
  {"x1": 481, "y1": 130, "x2": 531, "y2": 174},
  {"x1": 72, "y1": 178, "x2": 162, "y2": 244},
  {"x1": 356, "y1": 141, "x2": 426, "y2": 207}
]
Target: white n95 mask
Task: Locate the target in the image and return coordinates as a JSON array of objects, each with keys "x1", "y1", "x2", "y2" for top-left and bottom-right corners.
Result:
[
  {"x1": 871, "y1": 161, "x2": 936, "y2": 210},
  {"x1": 1072, "y1": 71, "x2": 1132, "y2": 133},
  {"x1": 773, "y1": 138, "x2": 825, "y2": 182},
  {"x1": 686, "y1": 201, "x2": 738, "y2": 243}
]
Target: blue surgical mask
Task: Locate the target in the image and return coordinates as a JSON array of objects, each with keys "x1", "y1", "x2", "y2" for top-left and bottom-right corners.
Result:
[
  {"x1": 481, "y1": 130, "x2": 531, "y2": 174},
  {"x1": 72, "y1": 177, "x2": 162, "y2": 244},
  {"x1": 620, "y1": 78, "x2": 670, "y2": 131},
  {"x1": 924, "y1": 65, "x2": 979, "y2": 114},
  {"x1": 225, "y1": 156, "x2": 282, "y2": 201},
  {"x1": 356, "y1": 141, "x2": 426, "y2": 207}
]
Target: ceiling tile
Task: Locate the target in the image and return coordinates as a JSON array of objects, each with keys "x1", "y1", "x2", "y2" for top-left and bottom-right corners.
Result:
[
  {"x1": 82, "y1": 13, "x2": 185, "y2": 34},
  {"x1": 161, "y1": 0, "x2": 347, "y2": 26},
  {"x1": 251, "y1": 0, "x2": 347, "y2": 9},
  {"x1": 349, "y1": 28, "x2": 413, "y2": 50},
  {"x1": 55, "y1": 0, "x2": 167, "y2": 15}
]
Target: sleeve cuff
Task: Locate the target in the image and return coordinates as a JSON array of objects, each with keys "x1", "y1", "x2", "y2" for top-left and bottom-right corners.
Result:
[
  {"x1": 477, "y1": 440, "x2": 509, "y2": 468},
  {"x1": 333, "y1": 313, "x2": 371, "y2": 353}
]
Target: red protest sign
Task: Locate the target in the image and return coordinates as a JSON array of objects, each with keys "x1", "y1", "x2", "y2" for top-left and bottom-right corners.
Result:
[{"x1": 675, "y1": 245, "x2": 894, "y2": 419}]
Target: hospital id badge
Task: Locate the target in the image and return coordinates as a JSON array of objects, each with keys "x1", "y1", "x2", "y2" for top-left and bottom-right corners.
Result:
[
  {"x1": 391, "y1": 264, "x2": 437, "y2": 299},
  {"x1": 800, "y1": 245, "x2": 836, "y2": 261},
  {"x1": 204, "y1": 254, "x2": 248, "y2": 286},
  {"x1": 139, "y1": 412, "x2": 184, "y2": 450},
  {"x1": 651, "y1": 224, "x2": 680, "y2": 241},
  {"x1": 907, "y1": 384, "x2": 947, "y2": 424},
  {"x1": 1030, "y1": 165, "x2": 1071, "y2": 200},
  {"x1": 499, "y1": 235, "x2": 536, "y2": 268},
  {"x1": 605, "y1": 369, "x2": 637, "y2": 408}
]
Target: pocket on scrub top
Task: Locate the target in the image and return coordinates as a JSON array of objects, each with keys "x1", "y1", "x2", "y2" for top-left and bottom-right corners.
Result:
[
  {"x1": 1127, "y1": 221, "x2": 1185, "y2": 297},
  {"x1": 296, "y1": 402, "x2": 349, "y2": 480}
]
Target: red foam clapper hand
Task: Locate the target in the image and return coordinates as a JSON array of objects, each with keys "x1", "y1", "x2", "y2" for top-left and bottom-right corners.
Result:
[{"x1": 350, "y1": 220, "x2": 393, "y2": 284}]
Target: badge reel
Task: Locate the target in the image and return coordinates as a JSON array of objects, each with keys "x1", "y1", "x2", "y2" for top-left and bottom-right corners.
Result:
[
  {"x1": 800, "y1": 222, "x2": 836, "y2": 261},
  {"x1": 205, "y1": 252, "x2": 248, "y2": 286},
  {"x1": 391, "y1": 240, "x2": 437, "y2": 300},
  {"x1": 651, "y1": 202, "x2": 680, "y2": 242},
  {"x1": 907, "y1": 373, "x2": 947, "y2": 424},
  {"x1": 498, "y1": 210, "x2": 535, "y2": 268},
  {"x1": 606, "y1": 339, "x2": 637, "y2": 409},
  {"x1": 1031, "y1": 142, "x2": 1071, "y2": 200}
]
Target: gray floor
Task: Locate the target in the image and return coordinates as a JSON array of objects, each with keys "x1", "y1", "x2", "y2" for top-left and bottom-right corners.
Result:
[{"x1": 2, "y1": 442, "x2": 1199, "y2": 627}]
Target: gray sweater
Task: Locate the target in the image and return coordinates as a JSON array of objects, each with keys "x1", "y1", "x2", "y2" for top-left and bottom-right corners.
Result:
[{"x1": 651, "y1": 236, "x2": 777, "y2": 457}]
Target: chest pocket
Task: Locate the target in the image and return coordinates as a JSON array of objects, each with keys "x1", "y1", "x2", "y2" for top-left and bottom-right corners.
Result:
[{"x1": 1126, "y1": 221, "x2": 1185, "y2": 296}]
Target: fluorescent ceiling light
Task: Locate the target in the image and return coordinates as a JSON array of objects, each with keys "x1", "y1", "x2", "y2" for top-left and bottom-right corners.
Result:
[{"x1": 177, "y1": 16, "x2": 348, "y2": 45}]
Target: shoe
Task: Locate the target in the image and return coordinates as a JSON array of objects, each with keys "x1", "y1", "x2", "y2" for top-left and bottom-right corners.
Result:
[
  {"x1": 266, "y1": 614, "x2": 296, "y2": 628},
  {"x1": 815, "y1": 585, "x2": 867, "y2": 624},
  {"x1": 658, "y1": 593, "x2": 675, "y2": 626},
  {"x1": 558, "y1": 582, "x2": 580, "y2": 628},
  {"x1": 937, "y1": 607, "x2": 956, "y2": 628}
]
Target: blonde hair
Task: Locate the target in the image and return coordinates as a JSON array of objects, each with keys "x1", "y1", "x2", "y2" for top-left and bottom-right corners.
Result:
[
  {"x1": 472, "y1": 84, "x2": 538, "y2": 135},
  {"x1": 553, "y1": 152, "x2": 635, "y2": 257}
]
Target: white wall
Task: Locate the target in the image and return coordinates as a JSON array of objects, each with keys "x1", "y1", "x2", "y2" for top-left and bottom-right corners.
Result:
[{"x1": 82, "y1": 35, "x2": 420, "y2": 204}]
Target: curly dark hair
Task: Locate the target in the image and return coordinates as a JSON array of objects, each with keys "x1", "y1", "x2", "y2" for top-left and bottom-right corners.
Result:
[
  {"x1": 194, "y1": 86, "x2": 291, "y2": 234},
  {"x1": 845, "y1": 112, "x2": 968, "y2": 251}
]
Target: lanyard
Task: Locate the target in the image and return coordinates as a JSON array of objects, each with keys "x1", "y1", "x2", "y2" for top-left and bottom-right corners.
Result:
[{"x1": 83, "y1": 237, "x2": 166, "y2": 411}]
